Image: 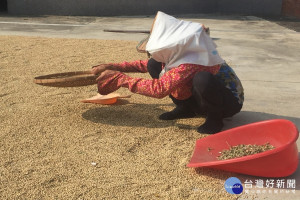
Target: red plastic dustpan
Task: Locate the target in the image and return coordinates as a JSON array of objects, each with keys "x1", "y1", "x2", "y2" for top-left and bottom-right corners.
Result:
[{"x1": 187, "y1": 119, "x2": 299, "y2": 177}]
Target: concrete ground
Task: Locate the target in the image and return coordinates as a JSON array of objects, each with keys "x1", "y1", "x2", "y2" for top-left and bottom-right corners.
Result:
[{"x1": 0, "y1": 13, "x2": 299, "y2": 199}]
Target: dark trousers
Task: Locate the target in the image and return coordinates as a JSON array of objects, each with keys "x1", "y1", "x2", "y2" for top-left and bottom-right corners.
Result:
[{"x1": 147, "y1": 58, "x2": 242, "y2": 120}]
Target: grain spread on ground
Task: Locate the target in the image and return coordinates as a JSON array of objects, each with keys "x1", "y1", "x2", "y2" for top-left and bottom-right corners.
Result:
[{"x1": 0, "y1": 35, "x2": 241, "y2": 200}]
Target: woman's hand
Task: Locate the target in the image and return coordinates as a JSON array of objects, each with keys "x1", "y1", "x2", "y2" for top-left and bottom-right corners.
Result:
[
  {"x1": 96, "y1": 69, "x2": 120, "y2": 81},
  {"x1": 91, "y1": 64, "x2": 112, "y2": 75}
]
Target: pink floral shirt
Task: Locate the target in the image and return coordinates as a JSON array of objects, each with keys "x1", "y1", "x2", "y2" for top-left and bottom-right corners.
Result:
[{"x1": 97, "y1": 60, "x2": 220, "y2": 100}]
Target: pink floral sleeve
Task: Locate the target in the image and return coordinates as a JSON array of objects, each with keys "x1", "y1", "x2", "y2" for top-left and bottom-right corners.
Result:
[
  {"x1": 97, "y1": 63, "x2": 220, "y2": 100},
  {"x1": 111, "y1": 60, "x2": 149, "y2": 73}
]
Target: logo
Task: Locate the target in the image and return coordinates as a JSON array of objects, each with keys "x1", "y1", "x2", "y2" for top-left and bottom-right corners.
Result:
[{"x1": 224, "y1": 177, "x2": 243, "y2": 194}]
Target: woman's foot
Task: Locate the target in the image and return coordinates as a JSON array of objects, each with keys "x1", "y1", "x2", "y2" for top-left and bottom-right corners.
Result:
[
  {"x1": 159, "y1": 106, "x2": 196, "y2": 120},
  {"x1": 197, "y1": 117, "x2": 223, "y2": 134}
]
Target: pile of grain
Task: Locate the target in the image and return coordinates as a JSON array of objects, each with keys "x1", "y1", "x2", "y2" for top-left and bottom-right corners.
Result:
[{"x1": 218, "y1": 143, "x2": 275, "y2": 160}]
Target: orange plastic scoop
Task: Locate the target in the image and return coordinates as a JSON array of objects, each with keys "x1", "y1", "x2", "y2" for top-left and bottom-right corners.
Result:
[{"x1": 81, "y1": 93, "x2": 131, "y2": 105}]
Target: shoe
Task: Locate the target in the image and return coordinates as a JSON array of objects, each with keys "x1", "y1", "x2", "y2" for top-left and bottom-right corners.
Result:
[
  {"x1": 197, "y1": 117, "x2": 223, "y2": 134},
  {"x1": 159, "y1": 106, "x2": 196, "y2": 120}
]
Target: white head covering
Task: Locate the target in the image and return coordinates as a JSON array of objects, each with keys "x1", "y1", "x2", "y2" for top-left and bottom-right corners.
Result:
[{"x1": 146, "y1": 11, "x2": 224, "y2": 76}]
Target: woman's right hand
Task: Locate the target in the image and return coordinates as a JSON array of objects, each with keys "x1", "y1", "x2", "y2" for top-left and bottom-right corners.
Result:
[{"x1": 91, "y1": 64, "x2": 112, "y2": 75}]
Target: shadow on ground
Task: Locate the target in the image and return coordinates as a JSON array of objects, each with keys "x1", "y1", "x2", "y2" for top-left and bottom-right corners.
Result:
[
  {"x1": 82, "y1": 102, "x2": 176, "y2": 128},
  {"x1": 261, "y1": 16, "x2": 300, "y2": 32},
  {"x1": 223, "y1": 111, "x2": 300, "y2": 131},
  {"x1": 82, "y1": 103, "x2": 300, "y2": 132}
]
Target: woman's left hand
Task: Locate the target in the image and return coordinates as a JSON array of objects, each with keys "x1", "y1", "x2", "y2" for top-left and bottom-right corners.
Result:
[{"x1": 96, "y1": 70, "x2": 120, "y2": 81}]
